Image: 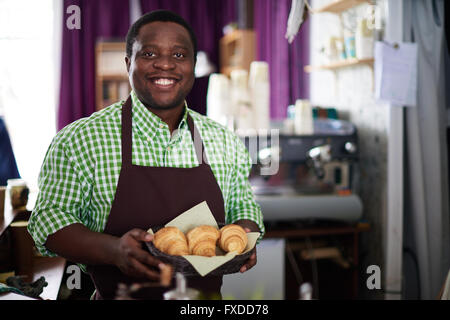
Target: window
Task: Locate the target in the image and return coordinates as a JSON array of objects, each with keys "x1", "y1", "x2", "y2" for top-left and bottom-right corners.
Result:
[{"x1": 0, "y1": 0, "x2": 61, "y2": 203}]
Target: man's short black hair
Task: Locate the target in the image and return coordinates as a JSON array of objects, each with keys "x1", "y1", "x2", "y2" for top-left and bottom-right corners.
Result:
[{"x1": 126, "y1": 10, "x2": 197, "y2": 63}]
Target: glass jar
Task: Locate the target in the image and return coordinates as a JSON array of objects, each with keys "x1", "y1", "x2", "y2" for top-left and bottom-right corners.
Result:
[{"x1": 6, "y1": 179, "x2": 29, "y2": 211}]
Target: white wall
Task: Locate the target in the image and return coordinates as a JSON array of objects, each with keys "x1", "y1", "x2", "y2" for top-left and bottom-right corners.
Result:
[{"x1": 309, "y1": 0, "x2": 389, "y2": 298}]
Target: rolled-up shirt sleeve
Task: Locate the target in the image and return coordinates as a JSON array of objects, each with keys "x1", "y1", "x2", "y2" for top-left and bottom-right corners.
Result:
[
  {"x1": 226, "y1": 136, "x2": 265, "y2": 240},
  {"x1": 28, "y1": 134, "x2": 86, "y2": 257}
]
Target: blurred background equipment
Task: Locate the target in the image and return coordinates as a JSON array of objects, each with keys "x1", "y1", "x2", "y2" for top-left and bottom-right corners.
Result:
[
  {"x1": 240, "y1": 115, "x2": 361, "y2": 223},
  {"x1": 248, "y1": 61, "x2": 270, "y2": 131},
  {"x1": 206, "y1": 73, "x2": 231, "y2": 129}
]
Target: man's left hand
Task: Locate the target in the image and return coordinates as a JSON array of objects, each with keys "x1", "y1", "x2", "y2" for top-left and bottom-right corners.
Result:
[
  {"x1": 239, "y1": 227, "x2": 257, "y2": 273},
  {"x1": 233, "y1": 219, "x2": 260, "y2": 273}
]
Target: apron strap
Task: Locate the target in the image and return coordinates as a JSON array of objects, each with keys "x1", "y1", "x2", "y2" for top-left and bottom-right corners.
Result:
[
  {"x1": 121, "y1": 96, "x2": 208, "y2": 167},
  {"x1": 121, "y1": 96, "x2": 133, "y2": 168},
  {"x1": 187, "y1": 114, "x2": 209, "y2": 166}
]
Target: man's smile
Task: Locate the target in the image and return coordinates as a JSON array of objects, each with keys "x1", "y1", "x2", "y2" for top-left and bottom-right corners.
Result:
[{"x1": 148, "y1": 76, "x2": 180, "y2": 90}]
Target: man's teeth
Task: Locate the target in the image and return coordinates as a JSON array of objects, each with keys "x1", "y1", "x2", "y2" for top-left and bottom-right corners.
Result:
[{"x1": 154, "y1": 78, "x2": 175, "y2": 85}]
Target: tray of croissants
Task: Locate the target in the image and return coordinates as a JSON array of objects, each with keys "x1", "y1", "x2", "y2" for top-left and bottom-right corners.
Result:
[{"x1": 146, "y1": 223, "x2": 252, "y2": 277}]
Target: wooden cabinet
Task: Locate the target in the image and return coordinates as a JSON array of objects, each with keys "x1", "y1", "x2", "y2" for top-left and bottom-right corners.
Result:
[
  {"x1": 95, "y1": 42, "x2": 130, "y2": 111},
  {"x1": 312, "y1": 0, "x2": 370, "y2": 14},
  {"x1": 265, "y1": 222, "x2": 370, "y2": 299},
  {"x1": 219, "y1": 30, "x2": 256, "y2": 76}
]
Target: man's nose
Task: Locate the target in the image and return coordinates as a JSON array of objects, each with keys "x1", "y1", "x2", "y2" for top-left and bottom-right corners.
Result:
[{"x1": 153, "y1": 55, "x2": 176, "y2": 70}]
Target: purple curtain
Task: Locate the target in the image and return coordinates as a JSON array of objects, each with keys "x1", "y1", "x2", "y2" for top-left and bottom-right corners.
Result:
[
  {"x1": 140, "y1": 0, "x2": 237, "y2": 116},
  {"x1": 57, "y1": 1, "x2": 307, "y2": 128},
  {"x1": 58, "y1": 0, "x2": 130, "y2": 131},
  {"x1": 254, "y1": 0, "x2": 310, "y2": 119}
]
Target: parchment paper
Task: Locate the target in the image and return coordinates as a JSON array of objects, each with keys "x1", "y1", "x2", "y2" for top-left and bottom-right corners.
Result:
[{"x1": 148, "y1": 201, "x2": 260, "y2": 276}]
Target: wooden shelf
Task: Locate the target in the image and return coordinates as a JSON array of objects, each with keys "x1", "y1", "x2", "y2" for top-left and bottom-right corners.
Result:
[
  {"x1": 95, "y1": 41, "x2": 130, "y2": 111},
  {"x1": 312, "y1": 0, "x2": 370, "y2": 14},
  {"x1": 0, "y1": 189, "x2": 32, "y2": 237},
  {"x1": 219, "y1": 29, "x2": 255, "y2": 77},
  {"x1": 304, "y1": 57, "x2": 374, "y2": 73},
  {"x1": 0, "y1": 209, "x2": 17, "y2": 238},
  {"x1": 99, "y1": 74, "x2": 129, "y2": 81}
]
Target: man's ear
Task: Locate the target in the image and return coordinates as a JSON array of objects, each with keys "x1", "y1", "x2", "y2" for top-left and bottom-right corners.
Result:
[{"x1": 125, "y1": 56, "x2": 130, "y2": 73}]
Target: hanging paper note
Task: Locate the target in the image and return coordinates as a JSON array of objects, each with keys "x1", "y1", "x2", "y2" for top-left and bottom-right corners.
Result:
[{"x1": 374, "y1": 41, "x2": 418, "y2": 107}]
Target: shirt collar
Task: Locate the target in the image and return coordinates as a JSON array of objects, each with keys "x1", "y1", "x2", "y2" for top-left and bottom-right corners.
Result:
[{"x1": 130, "y1": 90, "x2": 189, "y2": 140}]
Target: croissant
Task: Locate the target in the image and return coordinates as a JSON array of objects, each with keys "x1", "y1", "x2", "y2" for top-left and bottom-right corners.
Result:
[
  {"x1": 153, "y1": 226, "x2": 189, "y2": 256},
  {"x1": 219, "y1": 224, "x2": 248, "y2": 254},
  {"x1": 186, "y1": 225, "x2": 220, "y2": 257}
]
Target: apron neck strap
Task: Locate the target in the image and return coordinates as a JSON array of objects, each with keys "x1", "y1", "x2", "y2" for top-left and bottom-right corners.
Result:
[
  {"x1": 122, "y1": 96, "x2": 133, "y2": 167},
  {"x1": 187, "y1": 114, "x2": 208, "y2": 166},
  {"x1": 121, "y1": 96, "x2": 208, "y2": 167}
]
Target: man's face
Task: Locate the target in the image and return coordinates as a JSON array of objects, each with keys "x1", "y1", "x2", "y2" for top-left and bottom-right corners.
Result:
[{"x1": 126, "y1": 21, "x2": 195, "y2": 110}]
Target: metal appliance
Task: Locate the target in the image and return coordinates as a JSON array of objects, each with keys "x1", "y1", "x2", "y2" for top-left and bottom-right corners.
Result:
[{"x1": 239, "y1": 118, "x2": 363, "y2": 222}]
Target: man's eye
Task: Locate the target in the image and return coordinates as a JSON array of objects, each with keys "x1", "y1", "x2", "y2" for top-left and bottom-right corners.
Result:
[
  {"x1": 174, "y1": 52, "x2": 185, "y2": 58},
  {"x1": 143, "y1": 52, "x2": 155, "y2": 57}
]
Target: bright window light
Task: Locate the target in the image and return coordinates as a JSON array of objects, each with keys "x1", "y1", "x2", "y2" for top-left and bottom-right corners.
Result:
[{"x1": 0, "y1": 0, "x2": 61, "y2": 206}]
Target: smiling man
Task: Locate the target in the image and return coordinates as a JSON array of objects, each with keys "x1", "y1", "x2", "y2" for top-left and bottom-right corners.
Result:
[
  {"x1": 127, "y1": 19, "x2": 195, "y2": 131},
  {"x1": 28, "y1": 10, "x2": 264, "y2": 300}
]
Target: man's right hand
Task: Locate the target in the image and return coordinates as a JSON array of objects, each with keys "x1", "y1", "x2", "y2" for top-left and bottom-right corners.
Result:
[
  {"x1": 46, "y1": 224, "x2": 169, "y2": 282},
  {"x1": 113, "y1": 228, "x2": 165, "y2": 281}
]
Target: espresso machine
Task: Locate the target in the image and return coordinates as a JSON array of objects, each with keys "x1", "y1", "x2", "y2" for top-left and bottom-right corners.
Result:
[{"x1": 239, "y1": 118, "x2": 363, "y2": 223}]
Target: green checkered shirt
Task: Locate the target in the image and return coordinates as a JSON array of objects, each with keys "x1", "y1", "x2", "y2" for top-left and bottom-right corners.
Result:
[{"x1": 28, "y1": 91, "x2": 265, "y2": 260}]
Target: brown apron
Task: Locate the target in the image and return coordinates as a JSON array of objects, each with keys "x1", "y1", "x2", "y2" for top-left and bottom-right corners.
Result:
[{"x1": 88, "y1": 96, "x2": 226, "y2": 299}]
